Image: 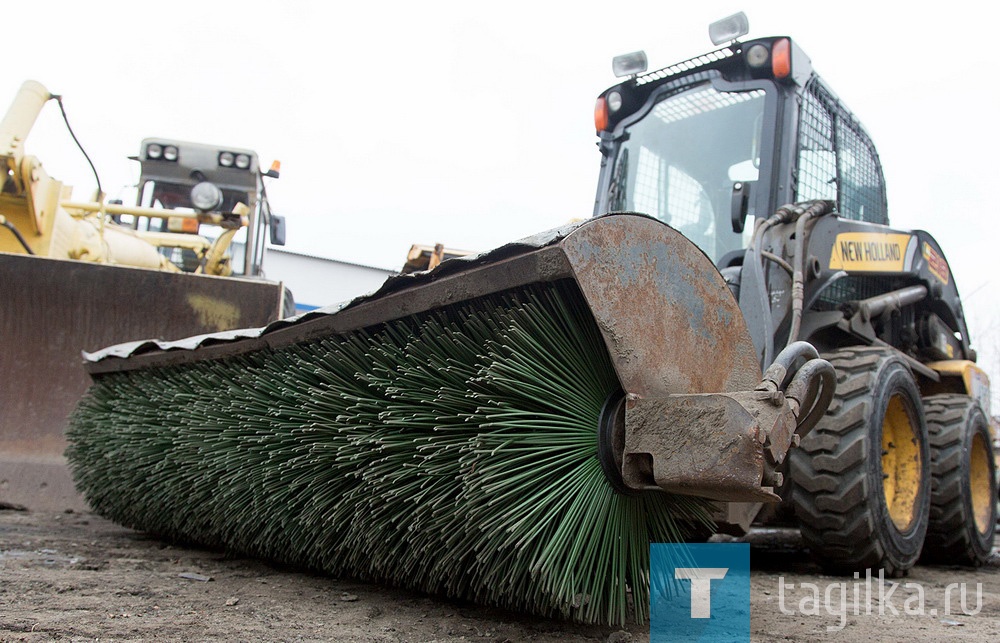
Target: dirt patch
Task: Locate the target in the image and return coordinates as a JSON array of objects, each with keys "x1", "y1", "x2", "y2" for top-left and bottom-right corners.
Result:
[
  {"x1": 745, "y1": 528, "x2": 1000, "y2": 641},
  {"x1": 1, "y1": 510, "x2": 997, "y2": 641},
  {"x1": 0, "y1": 510, "x2": 627, "y2": 642}
]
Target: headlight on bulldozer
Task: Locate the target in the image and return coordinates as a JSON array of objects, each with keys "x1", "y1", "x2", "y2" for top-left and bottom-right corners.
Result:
[
  {"x1": 235, "y1": 153, "x2": 250, "y2": 169},
  {"x1": 218, "y1": 151, "x2": 235, "y2": 167},
  {"x1": 144, "y1": 142, "x2": 177, "y2": 162},
  {"x1": 190, "y1": 181, "x2": 224, "y2": 212}
]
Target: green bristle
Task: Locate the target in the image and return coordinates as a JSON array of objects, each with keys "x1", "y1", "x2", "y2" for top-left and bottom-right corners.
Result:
[{"x1": 66, "y1": 280, "x2": 712, "y2": 625}]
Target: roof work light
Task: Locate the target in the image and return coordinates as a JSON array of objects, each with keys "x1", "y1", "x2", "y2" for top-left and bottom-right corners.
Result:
[
  {"x1": 709, "y1": 12, "x2": 750, "y2": 45},
  {"x1": 612, "y1": 51, "x2": 648, "y2": 78}
]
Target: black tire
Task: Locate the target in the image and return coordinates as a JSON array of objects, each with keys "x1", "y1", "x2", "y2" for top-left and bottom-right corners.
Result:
[
  {"x1": 920, "y1": 394, "x2": 997, "y2": 566},
  {"x1": 789, "y1": 346, "x2": 930, "y2": 576}
]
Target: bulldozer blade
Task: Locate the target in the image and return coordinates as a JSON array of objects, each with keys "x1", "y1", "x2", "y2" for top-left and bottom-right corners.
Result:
[{"x1": 0, "y1": 253, "x2": 285, "y2": 511}]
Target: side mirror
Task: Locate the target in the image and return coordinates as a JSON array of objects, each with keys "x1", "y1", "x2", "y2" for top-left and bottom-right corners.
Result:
[
  {"x1": 269, "y1": 214, "x2": 286, "y2": 246},
  {"x1": 731, "y1": 181, "x2": 753, "y2": 233}
]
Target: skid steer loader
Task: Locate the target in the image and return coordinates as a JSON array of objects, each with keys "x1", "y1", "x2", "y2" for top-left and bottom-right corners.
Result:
[
  {"x1": 0, "y1": 81, "x2": 290, "y2": 511},
  {"x1": 64, "y1": 16, "x2": 995, "y2": 625},
  {"x1": 591, "y1": 13, "x2": 997, "y2": 570}
]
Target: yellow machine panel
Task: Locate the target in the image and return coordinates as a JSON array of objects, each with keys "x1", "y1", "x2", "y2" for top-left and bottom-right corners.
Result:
[{"x1": 828, "y1": 231, "x2": 916, "y2": 272}]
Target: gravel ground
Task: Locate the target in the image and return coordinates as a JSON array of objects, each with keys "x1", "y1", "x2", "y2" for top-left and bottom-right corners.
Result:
[{"x1": 1, "y1": 508, "x2": 997, "y2": 642}]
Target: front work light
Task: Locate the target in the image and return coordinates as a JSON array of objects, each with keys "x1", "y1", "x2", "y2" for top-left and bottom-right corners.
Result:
[
  {"x1": 607, "y1": 91, "x2": 623, "y2": 112},
  {"x1": 709, "y1": 12, "x2": 749, "y2": 45},
  {"x1": 219, "y1": 152, "x2": 235, "y2": 167},
  {"x1": 746, "y1": 43, "x2": 769, "y2": 68},
  {"x1": 146, "y1": 143, "x2": 163, "y2": 159},
  {"x1": 163, "y1": 145, "x2": 179, "y2": 161},
  {"x1": 235, "y1": 154, "x2": 250, "y2": 169},
  {"x1": 612, "y1": 51, "x2": 648, "y2": 78},
  {"x1": 190, "y1": 181, "x2": 224, "y2": 212}
]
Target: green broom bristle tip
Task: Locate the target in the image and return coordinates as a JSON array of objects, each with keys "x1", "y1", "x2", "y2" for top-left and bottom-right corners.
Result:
[{"x1": 67, "y1": 280, "x2": 712, "y2": 626}]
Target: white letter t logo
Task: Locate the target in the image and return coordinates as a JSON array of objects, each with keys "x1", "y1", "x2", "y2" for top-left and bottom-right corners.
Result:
[{"x1": 675, "y1": 568, "x2": 729, "y2": 618}]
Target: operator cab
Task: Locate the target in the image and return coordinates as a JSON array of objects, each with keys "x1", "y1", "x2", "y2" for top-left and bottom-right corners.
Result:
[
  {"x1": 593, "y1": 14, "x2": 888, "y2": 268},
  {"x1": 127, "y1": 139, "x2": 285, "y2": 276},
  {"x1": 601, "y1": 77, "x2": 766, "y2": 264}
]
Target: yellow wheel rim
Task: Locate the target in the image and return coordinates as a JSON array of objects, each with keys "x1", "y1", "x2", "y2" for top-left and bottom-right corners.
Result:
[
  {"x1": 969, "y1": 432, "x2": 992, "y2": 535},
  {"x1": 881, "y1": 394, "x2": 922, "y2": 531}
]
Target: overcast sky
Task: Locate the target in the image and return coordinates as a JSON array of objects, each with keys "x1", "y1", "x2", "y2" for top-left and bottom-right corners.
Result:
[{"x1": 8, "y1": 1, "x2": 999, "y2": 405}]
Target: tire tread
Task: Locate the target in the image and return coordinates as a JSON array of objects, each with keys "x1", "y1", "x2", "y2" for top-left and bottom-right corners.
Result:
[
  {"x1": 920, "y1": 394, "x2": 997, "y2": 566},
  {"x1": 789, "y1": 346, "x2": 929, "y2": 576}
]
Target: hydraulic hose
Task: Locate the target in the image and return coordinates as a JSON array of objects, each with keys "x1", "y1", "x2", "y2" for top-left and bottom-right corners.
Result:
[
  {"x1": 784, "y1": 356, "x2": 836, "y2": 437},
  {"x1": 53, "y1": 95, "x2": 103, "y2": 202},
  {"x1": 787, "y1": 200, "x2": 836, "y2": 343},
  {"x1": 759, "y1": 341, "x2": 835, "y2": 437},
  {"x1": 748, "y1": 200, "x2": 836, "y2": 367},
  {"x1": 0, "y1": 215, "x2": 34, "y2": 254},
  {"x1": 761, "y1": 341, "x2": 820, "y2": 392}
]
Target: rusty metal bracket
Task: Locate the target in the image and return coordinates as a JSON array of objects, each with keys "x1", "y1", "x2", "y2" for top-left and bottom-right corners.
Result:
[
  {"x1": 620, "y1": 390, "x2": 795, "y2": 502},
  {"x1": 614, "y1": 343, "x2": 835, "y2": 503}
]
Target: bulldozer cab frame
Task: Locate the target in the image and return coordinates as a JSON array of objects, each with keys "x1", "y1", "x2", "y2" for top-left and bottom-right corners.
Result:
[{"x1": 130, "y1": 138, "x2": 285, "y2": 277}]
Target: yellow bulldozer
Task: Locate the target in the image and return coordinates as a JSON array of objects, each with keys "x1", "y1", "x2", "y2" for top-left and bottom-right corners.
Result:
[{"x1": 0, "y1": 81, "x2": 290, "y2": 511}]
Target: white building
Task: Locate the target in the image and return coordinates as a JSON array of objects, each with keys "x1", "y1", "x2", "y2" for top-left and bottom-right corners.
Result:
[{"x1": 260, "y1": 247, "x2": 397, "y2": 314}]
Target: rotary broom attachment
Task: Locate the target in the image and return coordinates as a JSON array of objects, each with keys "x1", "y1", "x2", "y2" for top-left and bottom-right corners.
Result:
[{"x1": 66, "y1": 214, "x2": 833, "y2": 625}]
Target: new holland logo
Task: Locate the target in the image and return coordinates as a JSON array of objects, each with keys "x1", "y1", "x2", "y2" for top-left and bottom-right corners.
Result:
[{"x1": 829, "y1": 232, "x2": 916, "y2": 273}]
